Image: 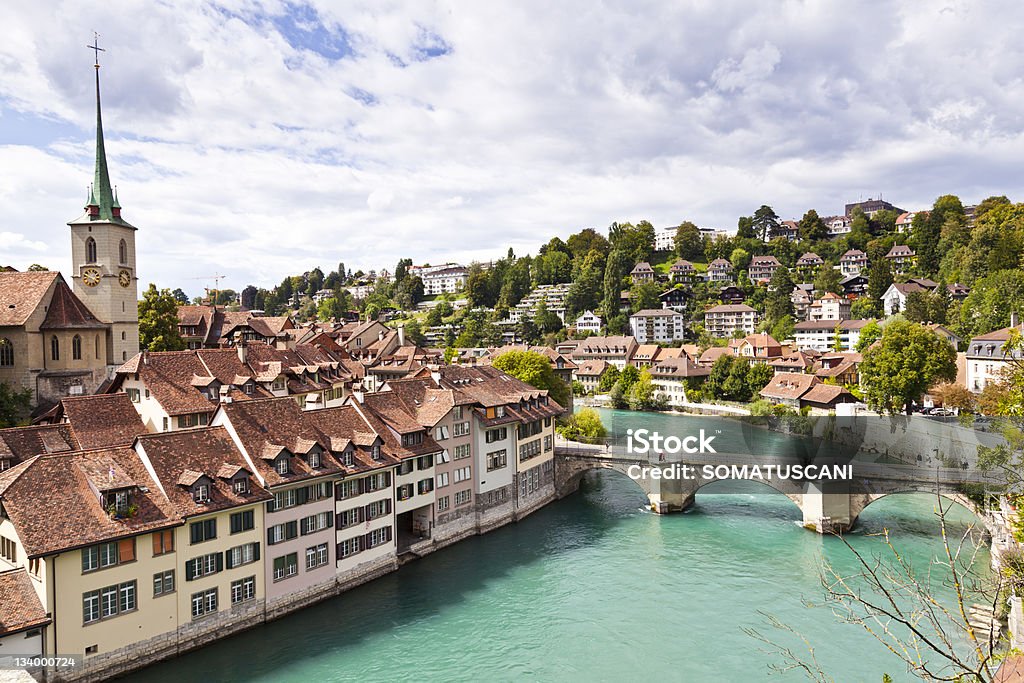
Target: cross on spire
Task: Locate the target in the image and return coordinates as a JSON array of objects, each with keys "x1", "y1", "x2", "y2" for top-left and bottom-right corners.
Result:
[{"x1": 87, "y1": 32, "x2": 105, "y2": 68}]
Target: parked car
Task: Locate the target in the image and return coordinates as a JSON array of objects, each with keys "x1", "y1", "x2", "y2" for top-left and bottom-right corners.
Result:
[{"x1": 929, "y1": 407, "x2": 955, "y2": 417}]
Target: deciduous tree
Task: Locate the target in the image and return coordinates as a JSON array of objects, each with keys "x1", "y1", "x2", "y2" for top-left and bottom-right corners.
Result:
[
  {"x1": 860, "y1": 320, "x2": 957, "y2": 414},
  {"x1": 138, "y1": 284, "x2": 186, "y2": 352}
]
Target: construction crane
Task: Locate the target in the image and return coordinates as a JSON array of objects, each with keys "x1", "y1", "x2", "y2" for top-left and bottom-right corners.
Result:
[{"x1": 185, "y1": 273, "x2": 228, "y2": 305}]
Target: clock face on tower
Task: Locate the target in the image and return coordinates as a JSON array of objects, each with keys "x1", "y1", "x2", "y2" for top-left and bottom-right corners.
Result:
[
  {"x1": 82, "y1": 267, "x2": 101, "y2": 287},
  {"x1": 118, "y1": 269, "x2": 132, "y2": 288}
]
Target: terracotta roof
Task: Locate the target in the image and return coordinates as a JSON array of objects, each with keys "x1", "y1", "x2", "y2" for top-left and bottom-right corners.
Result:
[
  {"x1": 117, "y1": 351, "x2": 216, "y2": 417},
  {"x1": 0, "y1": 569, "x2": 50, "y2": 636},
  {"x1": 801, "y1": 384, "x2": 854, "y2": 406},
  {"x1": 759, "y1": 372, "x2": 820, "y2": 401},
  {"x1": 575, "y1": 359, "x2": 610, "y2": 377},
  {"x1": 0, "y1": 271, "x2": 58, "y2": 326},
  {"x1": 0, "y1": 424, "x2": 77, "y2": 465},
  {"x1": 698, "y1": 347, "x2": 732, "y2": 365},
  {"x1": 382, "y1": 378, "x2": 457, "y2": 427},
  {"x1": 217, "y1": 397, "x2": 346, "y2": 487},
  {"x1": 886, "y1": 245, "x2": 915, "y2": 258},
  {"x1": 57, "y1": 393, "x2": 147, "y2": 449},
  {"x1": 794, "y1": 319, "x2": 874, "y2": 331},
  {"x1": 649, "y1": 357, "x2": 710, "y2": 379},
  {"x1": 631, "y1": 309, "x2": 678, "y2": 318},
  {"x1": 0, "y1": 446, "x2": 180, "y2": 557},
  {"x1": 40, "y1": 278, "x2": 106, "y2": 330},
  {"x1": 136, "y1": 427, "x2": 272, "y2": 518}
]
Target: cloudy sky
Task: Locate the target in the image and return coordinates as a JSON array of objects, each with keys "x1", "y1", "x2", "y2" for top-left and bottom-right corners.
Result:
[{"x1": 2, "y1": 0, "x2": 1022, "y2": 296}]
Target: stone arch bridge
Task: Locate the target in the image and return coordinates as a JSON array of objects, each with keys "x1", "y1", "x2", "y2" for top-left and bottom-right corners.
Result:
[{"x1": 554, "y1": 441, "x2": 996, "y2": 533}]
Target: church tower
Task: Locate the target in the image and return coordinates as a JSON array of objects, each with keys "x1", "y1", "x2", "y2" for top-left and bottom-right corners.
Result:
[{"x1": 68, "y1": 44, "x2": 140, "y2": 367}]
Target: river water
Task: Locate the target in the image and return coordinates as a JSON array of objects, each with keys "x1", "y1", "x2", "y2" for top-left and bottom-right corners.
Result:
[{"x1": 125, "y1": 409, "x2": 988, "y2": 682}]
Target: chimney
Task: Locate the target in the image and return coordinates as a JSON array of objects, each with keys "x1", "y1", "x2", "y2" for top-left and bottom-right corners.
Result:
[
  {"x1": 142, "y1": 350, "x2": 149, "y2": 365},
  {"x1": 219, "y1": 385, "x2": 232, "y2": 404},
  {"x1": 398, "y1": 325, "x2": 405, "y2": 347},
  {"x1": 237, "y1": 341, "x2": 247, "y2": 365}
]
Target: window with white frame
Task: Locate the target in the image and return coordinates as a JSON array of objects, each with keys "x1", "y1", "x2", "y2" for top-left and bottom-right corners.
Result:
[
  {"x1": 306, "y1": 543, "x2": 329, "y2": 570},
  {"x1": 231, "y1": 576, "x2": 256, "y2": 605}
]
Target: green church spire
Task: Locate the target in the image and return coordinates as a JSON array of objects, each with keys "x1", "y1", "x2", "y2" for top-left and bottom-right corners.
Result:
[{"x1": 91, "y1": 63, "x2": 116, "y2": 221}]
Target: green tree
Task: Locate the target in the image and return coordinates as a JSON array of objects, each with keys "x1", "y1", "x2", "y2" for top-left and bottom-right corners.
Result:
[
  {"x1": 765, "y1": 266, "x2": 795, "y2": 329},
  {"x1": 403, "y1": 320, "x2": 426, "y2": 346},
  {"x1": 813, "y1": 266, "x2": 843, "y2": 296},
  {"x1": 957, "y1": 269, "x2": 1024, "y2": 339},
  {"x1": 730, "y1": 247, "x2": 751, "y2": 272},
  {"x1": 674, "y1": 221, "x2": 703, "y2": 260},
  {"x1": 597, "y1": 365, "x2": 620, "y2": 393},
  {"x1": 0, "y1": 381, "x2": 32, "y2": 427},
  {"x1": 566, "y1": 228, "x2": 610, "y2": 263},
  {"x1": 798, "y1": 209, "x2": 828, "y2": 242},
  {"x1": 851, "y1": 296, "x2": 879, "y2": 320},
  {"x1": 860, "y1": 320, "x2": 957, "y2": 414},
  {"x1": 618, "y1": 364, "x2": 641, "y2": 393},
  {"x1": 556, "y1": 407, "x2": 608, "y2": 443},
  {"x1": 867, "y1": 255, "x2": 893, "y2": 311},
  {"x1": 317, "y1": 297, "x2": 344, "y2": 321},
  {"x1": 746, "y1": 363, "x2": 774, "y2": 398},
  {"x1": 630, "y1": 281, "x2": 663, "y2": 312},
  {"x1": 492, "y1": 350, "x2": 571, "y2": 408},
  {"x1": 602, "y1": 248, "x2": 630, "y2": 318},
  {"x1": 704, "y1": 355, "x2": 734, "y2": 399},
  {"x1": 752, "y1": 205, "x2": 780, "y2": 241},
  {"x1": 737, "y1": 215, "x2": 756, "y2": 239},
  {"x1": 627, "y1": 369, "x2": 658, "y2": 410},
  {"x1": 27, "y1": 263, "x2": 49, "y2": 271},
  {"x1": 138, "y1": 284, "x2": 185, "y2": 352},
  {"x1": 855, "y1": 320, "x2": 883, "y2": 352}
]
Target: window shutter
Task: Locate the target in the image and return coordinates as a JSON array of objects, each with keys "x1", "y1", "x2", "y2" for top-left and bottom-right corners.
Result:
[
  {"x1": 207, "y1": 519, "x2": 217, "y2": 539},
  {"x1": 385, "y1": 526, "x2": 393, "y2": 542},
  {"x1": 297, "y1": 487, "x2": 309, "y2": 505},
  {"x1": 190, "y1": 524, "x2": 200, "y2": 545},
  {"x1": 357, "y1": 478, "x2": 366, "y2": 495},
  {"x1": 225, "y1": 550, "x2": 234, "y2": 570},
  {"x1": 185, "y1": 559, "x2": 195, "y2": 581},
  {"x1": 383, "y1": 472, "x2": 391, "y2": 487},
  {"x1": 267, "y1": 500, "x2": 276, "y2": 514},
  {"x1": 286, "y1": 521, "x2": 298, "y2": 539},
  {"x1": 326, "y1": 512, "x2": 334, "y2": 528},
  {"x1": 230, "y1": 515, "x2": 239, "y2": 535},
  {"x1": 253, "y1": 543, "x2": 260, "y2": 561},
  {"x1": 335, "y1": 512, "x2": 343, "y2": 528},
  {"x1": 152, "y1": 534, "x2": 162, "y2": 556},
  {"x1": 267, "y1": 529, "x2": 275, "y2": 546},
  {"x1": 215, "y1": 553, "x2": 224, "y2": 573},
  {"x1": 385, "y1": 498, "x2": 392, "y2": 515},
  {"x1": 118, "y1": 538, "x2": 136, "y2": 563},
  {"x1": 324, "y1": 481, "x2": 334, "y2": 496},
  {"x1": 363, "y1": 532, "x2": 372, "y2": 547},
  {"x1": 245, "y1": 510, "x2": 254, "y2": 529}
]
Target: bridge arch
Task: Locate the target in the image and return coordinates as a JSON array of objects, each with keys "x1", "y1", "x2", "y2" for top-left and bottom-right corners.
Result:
[
  {"x1": 849, "y1": 488, "x2": 984, "y2": 530},
  {"x1": 555, "y1": 457, "x2": 655, "y2": 501},
  {"x1": 692, "y1": 477, "x2": 805, "y2": 515}
]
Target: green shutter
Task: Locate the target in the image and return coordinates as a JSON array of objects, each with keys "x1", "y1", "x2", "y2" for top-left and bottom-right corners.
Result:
[
  {"x1": 253, "y1": 543, "x2": 260, "y2": 561},
  {"x1": 185, "y1": 559, "x2": 195, "y2": 581},
  {"x1": 286, "y1": 520, "x2": 298, "y2": 539},
  {"x1": 297, "y1": 487, "x2": 309, "y2": 505},
  {"x1": 225, "y1": 550, "x2": 234, "y2": 570},
  {"x1": 214, "y1": 553, "x2": 224, "y2": 573}
]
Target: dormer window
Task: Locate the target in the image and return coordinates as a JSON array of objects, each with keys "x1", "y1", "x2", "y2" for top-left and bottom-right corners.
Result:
[
  {"x1": 243, "y1": 383, "x2": 254, "y2": 395},
  {"x1": 194, "y1": 484, "x2": 210, "y2": 504},
  {"x1": 104, "y1": 489, "x2": 133, "y2": 516},
  {"x1": 371, "y1": 444, "x2": 381, "y2": 460},
  {"x1": 340, "y1": 449, "x2": 353, "y2": 466},
  {"x1": 496, "y1": 406, "x2": 505, "y2": 417},
  {"x1": 275, "y1": 457, "x2": 290, "y2": 476},
  {"x1": 233, "y1": 477, "x2": 249, "y2": 494},
  {"x1": 308, "y1": 451, "x2": 321, "y2": 469}
]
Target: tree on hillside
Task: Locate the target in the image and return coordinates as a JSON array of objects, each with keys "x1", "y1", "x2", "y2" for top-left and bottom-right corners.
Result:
[
  {"x1": 566, "y1": 228, "x2": 610, "y2": 263},
  {"x1": 602, "y1": 248, "x2": 630, "y2": 318},
  {"x1": 957, "y1": 269, "x2": 1024, "y2": 339},
  {"x1": 752, "y1": 205, "x2": 781, "y2": 241},
  {"x1": 798, "y1": 209, "x2": 828, "y2": 242},
  {"x1": 403, "y1": 320, "x2": 426, "y2": 346},
  {"x1": 746, "y1": 363, "x2": 774, "y2": 398},
  {"x1": 859, "y1": 320, "x2": 957, "y2": 414},
  {"x1": 138, "y1": 284, "x2": 186, "y2": 352},
  {"x1": 914, "y1": 195, "x2": 964, "y2": 276},
  {"x1": 239, "y1": 285, "x2": 257, "y2": 309},
  {"x1": 597, "y1": 365, "x2": 620, "y2": 393},
  {"x1": 730, "y1": 247, "x2": 751, "y2": 272},
  {"x1": 317, "y1": 297, "x2": 344, "y2": 321},
  {"x1": 813, "y1": 265, "x2": 843, "y2": 296},
  {"x1": 492, "y1": 350, "x2": 571, "y2": 408},
  {"x1": 0, "y1": 381, "x2": 32, "y2": 428},
  {"x1": 855, "y1": 320, "x2": 882, "y2": 352},
  {"x1": 866, "y1": 254, "x2": 893, "y2": 314},
  {"x1": 630, "y1": 281, "x2": 663, "y2": 312},
  {"x1": 765, "y1": 266, "x2": 795, "y2": 330},
  {"x1": 674, "y1": 221, "x2": 703, "y2": 261},
  {"x1": 737, "y1": 215, "x2": 756, "y2": 239}
]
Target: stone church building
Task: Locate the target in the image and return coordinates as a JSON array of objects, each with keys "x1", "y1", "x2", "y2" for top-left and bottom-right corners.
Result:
[{"x1": 0, "y1": 60, "x2": 139, "y2": 408}]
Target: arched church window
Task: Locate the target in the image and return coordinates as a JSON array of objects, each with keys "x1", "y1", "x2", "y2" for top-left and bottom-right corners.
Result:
[
  {"x1": 119, "y1": 239, "x2": 127, "y2": 264},
  {"x1": 51, "y1": 336, "x2": 60, "y2": 361},
  {"x1": 86, "y1": 237, "x2": 97, "y2": 264},
  {"x1": 0, "y1": 338, "x2": 13, "y2": 367},
  {"x1": 72, "y1": 334, "x2": 82, "y2": 361}
]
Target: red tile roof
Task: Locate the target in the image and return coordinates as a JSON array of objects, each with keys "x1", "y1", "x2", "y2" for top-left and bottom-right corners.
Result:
[
  {"x1": 0, "y1": 568, "x2": 50, "y2": 636},
  {"x1": 0, "y1": 271, "x2": 58, "y2": 326},
  {"x1": 40, "y1": 278, "x2": 106, "y2": 330}
]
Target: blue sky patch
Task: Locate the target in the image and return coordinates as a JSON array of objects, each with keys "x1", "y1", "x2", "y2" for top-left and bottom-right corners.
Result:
[{"x1": 270, "y1": 1, "x2": 354, "y2": 61}]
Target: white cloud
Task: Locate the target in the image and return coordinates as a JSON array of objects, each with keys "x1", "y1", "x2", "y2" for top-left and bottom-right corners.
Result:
[{"x1": 0, "y1": 1, "x2": 1022, "y2": 296}]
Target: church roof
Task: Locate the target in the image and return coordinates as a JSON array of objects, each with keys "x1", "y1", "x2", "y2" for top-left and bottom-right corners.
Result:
[
  {"x1": 40, "y1": 277, "x2": 107, "y2": 330},
  {"x1": 0, "y1": 271, "x2": 59, "y2": 326}
]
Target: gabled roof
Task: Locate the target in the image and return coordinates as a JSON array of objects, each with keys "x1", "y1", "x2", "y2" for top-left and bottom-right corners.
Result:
[
  {"x1": 705, "y1": 304, "x2": 756, "y2": 313},
  {"x1": 116, "y1": 351, "x2": 216, "y2": 417},
  {"x1": 55, "y1": 393, "x2": 146, "y2": 449},
  {"x1": 0, "y1": 271, "x2": 59, "y2": 326},
  {"x1": 0, "y1": 446, "x2": 180, "y2": 558},
  {"x1": 40, "y1": 277, "x2": 107, "y2": 330},
  {"x1": 136, "y1": 427, "x2": 272, "y2": 517},
  {"x1": 0, "y1": 424, "x2": 77, "y2": 466},
  {"x1": 575, "y1": 359, "x2": 610, "y2": 377},
  {"x1": 0, "y1": 569, "x2": 50, "y2": 636},
  {"x1": 759, "y1": 372, "x2": 820, "y2": 401}
]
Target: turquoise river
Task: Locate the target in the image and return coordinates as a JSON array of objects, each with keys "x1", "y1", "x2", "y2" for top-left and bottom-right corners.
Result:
[{"x1": 124, "y1": 408, "x2": 990, "y2": 682}]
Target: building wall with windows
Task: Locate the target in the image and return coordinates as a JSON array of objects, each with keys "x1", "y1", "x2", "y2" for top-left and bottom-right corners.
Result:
[
  {"x1": 430, "y1": 406, "x2": 476, "y2": 544},
  {"x1": 473, "y1": 410, "x2": 516, "y2": 530},
  {"x1": 173, "y1": 504, "x2": 265, "y2": 643},
  {"x1": 48, "y1": 529, "x2": 179, "y2": 665},
  {"x1": 513, "y1": 415, "x2": 556, "y2": 517},
  {"x1": 118, "y1": 375, "x2": 175, "y2": 433},
  {"x1": 263, "y1": 479, "x2": 336, "y2": 606},
  {"x1": 334, "y1": 470, "x2": 397, "y2": 577}
]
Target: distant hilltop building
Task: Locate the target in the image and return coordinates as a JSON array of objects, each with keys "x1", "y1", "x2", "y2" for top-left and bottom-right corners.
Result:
[{"x1": 844, "y1": 198, "x2": 905, "y2": 217}]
